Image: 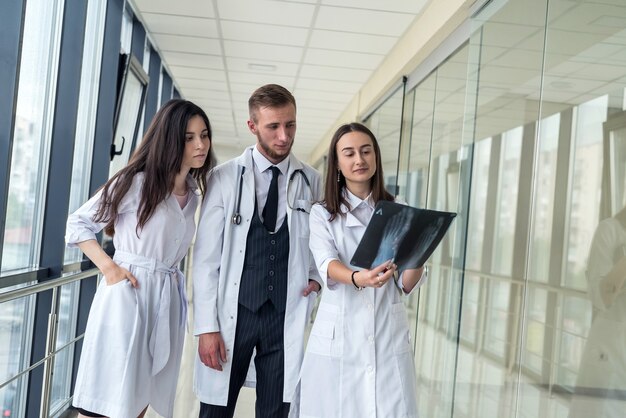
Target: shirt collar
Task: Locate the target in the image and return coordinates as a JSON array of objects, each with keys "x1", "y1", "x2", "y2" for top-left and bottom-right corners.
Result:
[
  {"x1": 344, "y1": 188, "x2": 375, "y2": 212},
  {"x1": 252, "y1": 145, "x2": 289, "y2": 175},
  {"x1": 185, "y1": 173, "x2": 201, "y2": 195}
]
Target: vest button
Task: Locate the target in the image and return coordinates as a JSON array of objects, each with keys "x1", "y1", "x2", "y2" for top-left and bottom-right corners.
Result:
[
  {"x1": 269, "y1": 255, "x2": 275, "y2": 261},
  {"x1": 268, "y1": 285, "x2": 274, "y2": 291},
  {"x1": 269, "y1": 270, "x2": 275, "y2": 277},
  {"x1": 271, "y1": 239, "x2": 276, "y2": 245}
]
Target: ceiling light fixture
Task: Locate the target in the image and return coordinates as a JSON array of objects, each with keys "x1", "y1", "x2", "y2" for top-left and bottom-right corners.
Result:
[{"x1": 248, "y1": 63, "x2": 277, "y2": 72}]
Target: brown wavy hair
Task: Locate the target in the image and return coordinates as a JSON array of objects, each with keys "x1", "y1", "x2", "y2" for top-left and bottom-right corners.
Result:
[
  {"x1": 323, "y1": 122, "x2": 393, "y2": 221},
  {"x1": 93, "y1": 99, "x2": 216, "y2": 236}
]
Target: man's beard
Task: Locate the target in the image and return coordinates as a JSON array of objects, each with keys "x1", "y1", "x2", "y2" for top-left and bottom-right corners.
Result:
[{"x1": 257, "y1": 134, "x2": 292, "y2": 160}]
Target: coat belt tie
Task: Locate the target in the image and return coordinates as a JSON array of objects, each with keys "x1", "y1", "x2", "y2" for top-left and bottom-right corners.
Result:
[{"x1": 113, "y1": 250, "x2": 188, "y2": 376}]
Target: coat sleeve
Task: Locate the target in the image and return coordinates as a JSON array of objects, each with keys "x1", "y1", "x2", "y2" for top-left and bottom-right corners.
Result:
[
  {"x1": 307, "y1": 169, "x2": 324, "y2": 284},
  {"x1": 65, "y1": 176, "x2": 140, "y2": 247},
  {"x1": 193, "y1": 169, "x2": 226, "y2": 335},
  {"x1": 309, "y1": 203, "x2": 341, "y2": 290}
]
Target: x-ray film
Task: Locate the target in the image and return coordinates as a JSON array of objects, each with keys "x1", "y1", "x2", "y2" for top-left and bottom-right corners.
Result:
[{"x1": 350, "y1": 201, "x2": 456, "y2": 271}]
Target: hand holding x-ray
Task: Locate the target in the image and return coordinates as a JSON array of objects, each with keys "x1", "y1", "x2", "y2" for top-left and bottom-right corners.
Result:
[{"x1": 372, "y1": 207, "x2": 414, "y2": 266}]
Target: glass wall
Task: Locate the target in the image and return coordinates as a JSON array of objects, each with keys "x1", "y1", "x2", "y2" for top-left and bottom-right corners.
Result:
[
  {"x1": 64, "y1": 0, "x2": 107, "y2": 264},
  {"x1": 365, "y1": 85, "x2": 405, "y2": 193},
  {"x1": 365, "y1": 0, "x2": 626, "y2": 417},
  {"x1": 1, "y1": 0, "x2": 64, "y2": 272}
]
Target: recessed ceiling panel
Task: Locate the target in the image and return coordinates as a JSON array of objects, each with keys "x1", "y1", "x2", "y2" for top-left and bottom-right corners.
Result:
[
  {"x1": 221, "y1": 20, "x2": 309, "y2": 46},
  {"x1": 142, "y1": 13, "x2": 219, "y2": 38},
  {"x1": 299, "y1": 64, "x2": 371, "y2": 82},
  {"x1": 217, "y1": 0, "x2": 315, "y2": 27},
  {"x1": 322, "y1": 0, "x2": 428, "y2": 15},
  {"x1": 133, "y1": 0, "x2": 215, "y2": 18},
  {"x1": 304, "y1": 48, "x2": 383, "y2": 70},
  {"x1": 168, "y1": 66, "x2": 226, "y2": 82},
  {"x1": 223, "y1": 40, "x2": 304, "y2": 63},
  {"x1": 153, "y1": 34, "x2": 222, "y2": 55},
  {"x1": 315, "y1": 5, "x2": 414, "y2": 36},
  {"x1": 295, "y1": 77, "x2": 361, "y2": 94},
  {"x1": 309, "y1": 29, "x2": 397, "y2": 54},
  {"x1": 162, "y1": 51, "x2": 224, "y2": 70}
]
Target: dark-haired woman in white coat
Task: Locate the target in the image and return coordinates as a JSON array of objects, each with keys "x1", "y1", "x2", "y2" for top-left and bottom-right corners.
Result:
[{"x1": 66, "y1": 100, "x2": 215, "y2": 418}]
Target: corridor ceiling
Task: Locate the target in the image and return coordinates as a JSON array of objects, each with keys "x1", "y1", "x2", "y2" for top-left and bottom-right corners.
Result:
[{"x1": 130, "y1": 0, "x2": 429, "y2": 162}]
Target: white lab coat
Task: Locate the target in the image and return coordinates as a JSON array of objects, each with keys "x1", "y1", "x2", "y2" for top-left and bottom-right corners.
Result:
[
  {"x1": 192, "y1": 146, "x2": 322, "y2": 406},
  {"x1": 66, "y1": 173, "x2": 199, "y2": 418},
  {"x1": 298, "y1": 192, "x2": 424, "y2": 418}
]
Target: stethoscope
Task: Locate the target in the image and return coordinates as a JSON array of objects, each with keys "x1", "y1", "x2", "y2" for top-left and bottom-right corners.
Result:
[{"x1": 231, "y1": 166, "x2": 312, "y2": 225}]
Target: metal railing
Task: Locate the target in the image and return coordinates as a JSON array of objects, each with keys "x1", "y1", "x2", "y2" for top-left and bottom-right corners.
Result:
[{"x1": 0, "y1": 268, "x2": 99, "y2": 418}]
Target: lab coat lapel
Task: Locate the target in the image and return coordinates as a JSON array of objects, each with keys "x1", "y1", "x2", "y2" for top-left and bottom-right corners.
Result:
[
  {"x1": 237, "y1": 146, "x2": 256, "y2": 216},
  {"x1": 285, "y1": 155, "x2": 301, "y2": 223}
]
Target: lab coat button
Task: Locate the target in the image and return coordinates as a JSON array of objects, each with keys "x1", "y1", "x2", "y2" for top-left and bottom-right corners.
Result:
[
  {"x1": 368, "y1": 335, "x2": 374, "y2": 343},
  {"x1": 367, "y1": 366, "x2": 373, "y2": 373}
]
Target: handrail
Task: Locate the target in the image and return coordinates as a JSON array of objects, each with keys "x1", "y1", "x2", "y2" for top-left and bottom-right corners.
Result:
[
  {"x1": 0, "y1": 267, "x2": 99, "y2": 304},
  {"x1": 0, "y1": 267, "x2": 100, "y2": 418}
]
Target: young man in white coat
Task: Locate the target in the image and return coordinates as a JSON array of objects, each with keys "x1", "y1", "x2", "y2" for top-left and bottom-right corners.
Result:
[{"x1": 193, "y1": 84, "x2": 322, "y2": 418}]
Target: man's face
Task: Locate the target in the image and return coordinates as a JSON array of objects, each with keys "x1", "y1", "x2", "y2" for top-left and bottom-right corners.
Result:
[{"x1": 247, "y1": 104, "x2": 296, "y2": 164}]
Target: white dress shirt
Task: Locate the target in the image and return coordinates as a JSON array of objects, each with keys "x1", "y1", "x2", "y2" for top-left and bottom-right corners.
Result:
[{"x1": 252, "y1": 145, "x2": 289, "y2": 232}]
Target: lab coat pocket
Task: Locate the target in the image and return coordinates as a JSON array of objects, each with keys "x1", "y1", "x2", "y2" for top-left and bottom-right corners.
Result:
[
  {"x1": 391, "y1": 302, "x2": 412, "y2": 354},
  {"x1": 308, "y1": 304, "x2": 342, "y2": 357},
  {"x1": 307, "y1": 319, "x2": 335, "y2": 357},
  {"x1": 99, "y1": 279, "x2": 139, "y2": 329},
  {"x1": 104, "y1": 278, "x2": 129, "y2": 288}
]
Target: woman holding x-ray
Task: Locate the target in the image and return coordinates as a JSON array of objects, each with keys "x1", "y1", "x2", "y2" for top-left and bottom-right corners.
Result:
[{"x1": 296, "y1": 122, "x2": 428, "y2": 418}]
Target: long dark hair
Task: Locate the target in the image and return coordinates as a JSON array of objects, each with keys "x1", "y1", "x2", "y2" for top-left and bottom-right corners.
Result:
[
  {"x1": 323, "y1": 122, "x2": 393, "y2": 221},
  {"x1": 93, "y1": 99, "x2": 216, "y2": 236}
]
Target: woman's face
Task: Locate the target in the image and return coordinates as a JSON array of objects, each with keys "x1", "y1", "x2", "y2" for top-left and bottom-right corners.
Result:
[
  {"x1": 181, "y1": 115, "x2": 211, "y2": 172},
  {"x1": 336, "y1": 130, "x2": 377, "y2": 190}
]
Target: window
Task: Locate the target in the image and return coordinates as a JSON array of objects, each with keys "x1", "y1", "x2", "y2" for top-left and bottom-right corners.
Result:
[
  {"x1": 1, "y1": 0, "x2": 64, "y2": 272},
  {"x1": 64, "y1": 0, "x2": 107, "y2": 264}
]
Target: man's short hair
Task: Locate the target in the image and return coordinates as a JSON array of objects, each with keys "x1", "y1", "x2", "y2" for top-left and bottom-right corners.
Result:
[{"x1": 248, "y1": 84, "x2": 296, "y2": 122}]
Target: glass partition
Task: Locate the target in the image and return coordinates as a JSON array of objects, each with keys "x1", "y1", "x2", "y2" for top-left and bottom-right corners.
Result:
[
  {"x1": 539, "y1": 1, "x2": 626, "y2": 416},
  {"x1": 364, "y1": 86, "x2": 404, "y2": 191},
  {"x1": 1, "y1": 0, "x2": 64, "y2": 272},
  {"x1": 64, "y1": 0, "x2": 107, "y2": 264},
  {"x1": 400, "y1": 0, "x2": 626, "y2": 417},
  {"x1": 0, "y1": 293, "x2": 34, "y2": 418}
]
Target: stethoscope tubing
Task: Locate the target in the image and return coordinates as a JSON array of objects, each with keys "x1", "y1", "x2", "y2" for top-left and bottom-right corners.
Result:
[
  {"x1": 231, "y1": 166, "x2": 246, "y2": 225},
  {"x1": 231, "y1": 166, "x2": 310, "y2": 225}
]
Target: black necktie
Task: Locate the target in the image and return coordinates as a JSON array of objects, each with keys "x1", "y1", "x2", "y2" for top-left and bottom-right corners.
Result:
[{"x1": 263, "y1": 166, "x2": 280, "y2": 231}]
